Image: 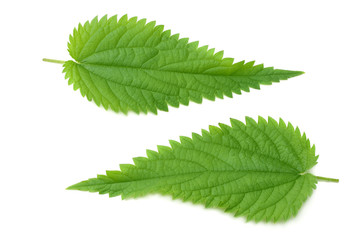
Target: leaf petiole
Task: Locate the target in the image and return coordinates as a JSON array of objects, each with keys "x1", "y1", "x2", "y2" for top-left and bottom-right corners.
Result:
[
  {"x1": 43, "y1": 58, "x2": 66, "y2": 64},
  {"x1": 315, "y1": 176, "x2": 339, "y2": 183}
]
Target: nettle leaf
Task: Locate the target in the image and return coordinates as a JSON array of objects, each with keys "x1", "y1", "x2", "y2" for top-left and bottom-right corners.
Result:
[
  {"x1": 68, "y1": 117, "x2": 338, "y2": 222},
  {"x1": 44, "y1": 15, "x2": 303, "y2": 114}
]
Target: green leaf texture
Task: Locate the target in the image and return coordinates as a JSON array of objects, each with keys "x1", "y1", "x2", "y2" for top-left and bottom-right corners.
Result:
[
  {"x1": 63, "y1": 15, "x2": 303, "y2": 114},
  {"x1": 68, "y1": 117, "x2": 322, "y2": 222}
]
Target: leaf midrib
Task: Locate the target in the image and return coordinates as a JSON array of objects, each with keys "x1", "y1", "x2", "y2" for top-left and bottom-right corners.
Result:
[
  {"x1": 100, "y1": 170, "x2": 305, "y2": 197},
  {"x1": 99, "y1": 169, "x2": 301, "y2": 185},
  {"x1": 77, "y1": 60, "x2": 284, "y2": 79}
]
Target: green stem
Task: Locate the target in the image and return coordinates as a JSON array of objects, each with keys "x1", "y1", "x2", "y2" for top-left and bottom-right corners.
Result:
[
  {"x1": 316, "y1": 176, "x2": 339, "y2": 183},
  {"x1": 42, "y1": 58, "x2": 66, "y2": 64}
]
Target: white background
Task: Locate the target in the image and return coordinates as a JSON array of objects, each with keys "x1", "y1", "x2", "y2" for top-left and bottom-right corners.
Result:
[{"x1": 1, "y1": 0, "x2": 359, "y2": 239}]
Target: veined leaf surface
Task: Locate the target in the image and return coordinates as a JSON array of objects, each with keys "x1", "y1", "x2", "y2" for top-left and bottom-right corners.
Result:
[
  {"x1": 68, "y1": 117, "x2": 338, "y2": 222},
  {"x1": 46, "y1": 15, "x2": 303, "y2": 114}
]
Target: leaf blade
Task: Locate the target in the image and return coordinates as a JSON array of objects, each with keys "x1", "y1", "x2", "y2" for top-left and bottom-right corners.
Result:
[
  {"x1": 64, "y1": 15, "x2": 304, "y2": 114},
  {"x1": 68, "y1": 117, "x2": 319, "y2": 222}
]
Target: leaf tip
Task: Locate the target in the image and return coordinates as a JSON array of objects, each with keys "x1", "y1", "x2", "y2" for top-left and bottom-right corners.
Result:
[
  {"x1": 293, "y1": 70, "x2": 305, "y2": 77},
  {"x1": 283, "y1": 70, "x2": 305, "y2": 78},
  {"x1": 66, "y1": 183, "x2": 81, "y2": 191}
]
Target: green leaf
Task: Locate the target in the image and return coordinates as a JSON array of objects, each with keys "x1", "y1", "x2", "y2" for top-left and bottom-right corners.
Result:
[
  {"x1": 68, "y1": 117, "x2": 338, "y2": 222},
  {"x1": 46, "y1": 14, "x2": 303, "y2": 114}
]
